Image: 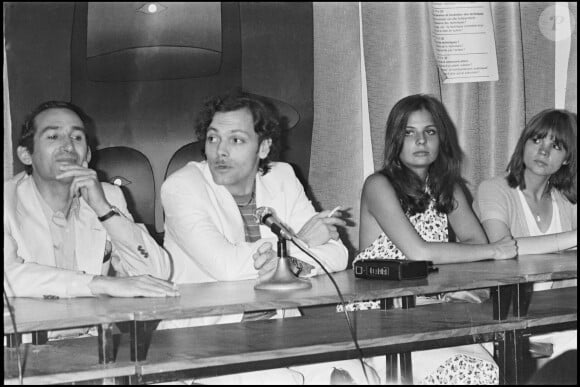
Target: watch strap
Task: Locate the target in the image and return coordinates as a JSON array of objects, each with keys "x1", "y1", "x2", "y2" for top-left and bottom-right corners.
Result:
[
  {"x1": 98, "y1": 207, "x2": 120, "y2": 222},
  {"x1": 288, "y1": 256, "x2": 304, "y2": 276}
]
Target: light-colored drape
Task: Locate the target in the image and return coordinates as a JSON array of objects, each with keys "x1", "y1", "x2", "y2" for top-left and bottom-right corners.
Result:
[
  {"x1": 556, "y1": 3, "x2": 572, "y2": 109},
  {"x1": 565, "y1": 2, "x2": 577, "y2": 112},
  {"x1": 4, "y1": 32, "x2": 13, "y2": 180},
  {"x1": 310, "y1": 3, "x2": 366, "y2": 258},
  {"x1": 310, "y1": 2, "x2": 576, "y2": 255}
]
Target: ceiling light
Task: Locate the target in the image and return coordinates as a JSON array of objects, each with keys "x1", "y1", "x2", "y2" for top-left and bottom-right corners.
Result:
[{"x1": 137, "y1": 2, "x2": 167, "y2": 15}]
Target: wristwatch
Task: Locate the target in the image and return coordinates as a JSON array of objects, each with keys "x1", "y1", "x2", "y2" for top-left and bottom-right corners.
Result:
[
  {"x1": 289, "y1": 256, "x2": 304, "y2": 276},
  {"x1": 98, "y1": 206, "x2": 121, "y2": 222}
]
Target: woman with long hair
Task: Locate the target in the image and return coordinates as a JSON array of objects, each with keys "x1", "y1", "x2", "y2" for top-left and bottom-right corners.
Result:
[
  {"x1": 474, "y1": 108, "x2": 577, "y2": 255},
  {"x1": 353, "y1": 94, "x2": 517, "y2": 384},
  {"x1": 357, "y1": 94, "x2": 515, "y2": 265}
]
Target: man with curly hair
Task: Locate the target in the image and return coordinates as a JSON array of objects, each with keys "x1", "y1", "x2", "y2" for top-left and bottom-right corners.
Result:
[{"x1": 160, "y1": 90, "x2": 378, "y2": 384}]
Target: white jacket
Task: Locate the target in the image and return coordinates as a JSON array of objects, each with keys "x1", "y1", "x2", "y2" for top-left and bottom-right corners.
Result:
[
  {"x1": 161, "y1": 161, "x2": 348, "y2": 285},
  {"x1": 4, "y1": 172, "x2": 173, "y2": 298},
  {"x1": 159, "y1": 162, "x2": 379, "y2": 385}
]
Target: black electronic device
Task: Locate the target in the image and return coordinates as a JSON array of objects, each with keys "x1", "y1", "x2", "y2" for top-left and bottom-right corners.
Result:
[{"x1": 353, "y1": 259, "x2": 438, "y2": 280}]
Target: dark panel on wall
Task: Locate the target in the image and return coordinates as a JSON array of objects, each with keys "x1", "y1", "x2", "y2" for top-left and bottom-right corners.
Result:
[
  {"x1": 5, "y1": 2, "x2": 74, "y2": 175},
  {"x1": 71, "y1": 2, "x2": 242, "y2": 232},
  {"x1": 86, "y1": 2, "x2": 222, "y2": 81},
  {"x1": 5, "y1": 2, "x2": 313, "y2": 232},
  {"x1": 240, "y1": 2, "x2": 314, "y2": 182}
]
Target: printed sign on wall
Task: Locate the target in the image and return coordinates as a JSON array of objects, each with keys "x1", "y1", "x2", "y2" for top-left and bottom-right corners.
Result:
[{"x1": 429, "y1": 2, "x2": 499, "y2": 83}]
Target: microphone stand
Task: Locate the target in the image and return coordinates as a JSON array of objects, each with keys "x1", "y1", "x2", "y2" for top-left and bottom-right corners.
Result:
[{"x1": 254, "y1": 236, "x2": 312, "y2": 291}]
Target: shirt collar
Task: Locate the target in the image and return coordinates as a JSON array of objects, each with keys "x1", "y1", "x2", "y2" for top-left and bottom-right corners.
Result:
[{"x1": 31, "y1": 179, "x2": 81, "y2": 225}]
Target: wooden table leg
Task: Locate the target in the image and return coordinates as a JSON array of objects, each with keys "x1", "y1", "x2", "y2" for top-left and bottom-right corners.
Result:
[
  {"x1": 5, "y1": 334, "x2": 22, "y2": 348},
  {"x1": 503, "y1": 329, "x2": 519, "y2": 385},
  {"x1": 400, "y1": 352, "x2": 413, "y2": 384},
  {"x1": 380, "y1": 298, "x2": 394, "y2": 310},
  {"x1": 380, "y1": 295, "x2": 415, "y2": 383},
  {"x1": 131, "y1": 320, "x2": 160, "y2": 361},
  {"x1": 98, "y1": 323, "x2": 116, "y2": 364},
  {"x1": 385, "y1": 353, "x2": 398, "y2": 382},
  {"x1": 491, "y1": 285, "x2": 513, "y2": 320},
  {"x1": 381, "y1": 297, "x2": 398, "y2": 383},
  {"x1": 399, "y1": 295, "x2": 415, "y2": 384},
  {"x1": 401, "y1": 295, "x2": 416, "y2": 309},
  {"x1": 513, "y1": 283, "x2": 534, "y2": 318},
  {"x1": 493, "y1": 332, "x2": 507, "y2": 385},
  {"x1": 498, "y1": 329, "x2": 528, "y2": 385},
  {"x1": 31, "y1": 330, "x2": 48, "y2": 345},
  {"x1": 491, "y1": 283, "x2": 534, "y2": 320},
  {"x1": 131, "y1": 321, "x2": 145, "y2": 362}
]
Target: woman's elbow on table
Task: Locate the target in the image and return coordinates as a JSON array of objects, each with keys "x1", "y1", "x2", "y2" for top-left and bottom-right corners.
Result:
[{"x1": 400, "y1": 242, "x2": 433, "y2": 262}]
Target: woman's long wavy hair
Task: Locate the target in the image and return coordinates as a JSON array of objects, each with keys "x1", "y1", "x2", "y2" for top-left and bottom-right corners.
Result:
[
  {"x1": 506, "y1": 109, "x2": 577, "y2": 203},
  {"x1": 379, "y1": 94, "x2": 467, "y2": 215}
]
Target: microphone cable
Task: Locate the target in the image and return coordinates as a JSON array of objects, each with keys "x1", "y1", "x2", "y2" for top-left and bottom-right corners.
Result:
[
  {"x1": 290, "y1": 237, "x2": 373, "y2": 385},
  {"x1": 3, "y1": 286, "x2": 23, "y2": 385}
]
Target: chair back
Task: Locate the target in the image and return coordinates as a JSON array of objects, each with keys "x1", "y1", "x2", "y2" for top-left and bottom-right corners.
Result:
[
  {"x1": 164, "y1": 141, "x2": 204, "y2": 180},
  {"x1": 92, "y1": 146, "x2": 156, "y2": 233}
]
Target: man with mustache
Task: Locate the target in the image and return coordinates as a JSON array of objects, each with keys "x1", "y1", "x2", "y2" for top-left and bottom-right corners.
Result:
[
  {"x1": 4, "y1": 101, "x2": 178, "y2": 301},
  {"x1": 160, "y1": 90, "x2": 380, "y2": 384}
]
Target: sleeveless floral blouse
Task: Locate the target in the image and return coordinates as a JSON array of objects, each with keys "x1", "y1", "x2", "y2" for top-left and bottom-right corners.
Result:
[
  {"x1": 354, "y1": 198, "x2": 448, "y2": 263},
  {"x1": 342, "y1": 198, "x2": 499, "y2": 385}
]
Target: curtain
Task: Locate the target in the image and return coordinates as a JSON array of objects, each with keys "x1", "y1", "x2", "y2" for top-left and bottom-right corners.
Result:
[
  {"x1": 565, "y1": 3, "x2": 577, "y2": 111},
  {"x1": 310, "y1": 2, "x2": 577, "y2": 256},
  {"x1": 4, "y1": 33, "x2": 13, "y2": 179},
  {"x1": 310, "y1": 3, "x2": 365, "y2": 260}
]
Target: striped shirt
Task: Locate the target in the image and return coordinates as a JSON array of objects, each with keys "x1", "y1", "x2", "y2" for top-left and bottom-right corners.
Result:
[
  {"x1": 233, "y1": 190, "x2": 261, "y2": 242},
  {"x1": 233, "y1": 188, "x2": 277, "y2": 321}
]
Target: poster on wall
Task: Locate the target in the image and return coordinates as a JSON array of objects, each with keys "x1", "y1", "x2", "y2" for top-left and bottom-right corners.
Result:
[{"x1": 429, "y1": 2, "x2": 499, "y2": 83}]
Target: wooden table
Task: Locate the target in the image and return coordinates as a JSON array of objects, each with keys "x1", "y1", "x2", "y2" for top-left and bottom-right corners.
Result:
[
  {"x1": 136, "y1": 286, "x2": 578, "y2": 384},
  {"x1": 5, "y1": 287, "x2": 576, "y2": 384},
  {"x1": 127, "y1": 251, "x2": 576, "y2": 320},
  {"x1": 5, "y1": 252, "x2": 575, "y2": 333},
  {"x1": 4, "y1": 251, "x2": 577, "y2": 384}
]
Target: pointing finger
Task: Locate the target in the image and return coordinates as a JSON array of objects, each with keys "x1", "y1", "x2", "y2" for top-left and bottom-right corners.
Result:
[{"x1": 322, "y1": 217, "x2": 347, "y2": 227}]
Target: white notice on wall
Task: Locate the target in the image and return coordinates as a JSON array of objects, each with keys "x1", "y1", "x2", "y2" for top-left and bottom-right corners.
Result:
[{"x1": 429, "y1": 2, "x2": 499, "y2": 83}]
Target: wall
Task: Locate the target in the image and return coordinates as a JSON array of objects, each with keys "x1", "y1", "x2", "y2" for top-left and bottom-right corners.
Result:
[
  {"x1": 240, "y1": 2, "x2": 314, "y2": 182},
  {"x1": 5, "y1": 2, "x2": 73, "y2": 174},
  {"x1": 70, "y1": 2, "x2": 242, "y2": 232},
  {"x1": 5, "y1": 2, "x2": 315, "y2": 233},
  {"x1": 308, "y1": 2, "x2": 577, "y2": 260},
  {"x1": 310, "y1": 3, "x2": 365, "y2": 261}
]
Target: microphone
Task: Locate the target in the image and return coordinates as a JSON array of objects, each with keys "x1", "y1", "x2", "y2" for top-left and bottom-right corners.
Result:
[
  {"x1": 253, "y1": 209, "x2": 367, "y2": 382},
  {"x1": 255, "y1": 207, "x2": 296, "y2": 240},
  {"x1": 253, "y1": 207, "x2": 311, "y2": 291}
]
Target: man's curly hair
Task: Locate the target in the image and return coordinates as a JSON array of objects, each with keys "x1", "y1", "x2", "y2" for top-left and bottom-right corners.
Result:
[{"x1": 194, "y1": 89, "x2": 282, "y2": 175}]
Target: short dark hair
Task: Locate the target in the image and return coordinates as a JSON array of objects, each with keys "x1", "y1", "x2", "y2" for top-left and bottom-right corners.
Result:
[
  {"x1": 506, "y1": 109, "x2": 577, "y2": 203},
  {"x1": 18, "y1": 101, "x2": 95, "y2": 175},
  {"x1": 194, "y1": 89, "x2": 282, "y2": 174},
  {"x1": 380, "y1": 94, "x2": 467, "y2": 215}
]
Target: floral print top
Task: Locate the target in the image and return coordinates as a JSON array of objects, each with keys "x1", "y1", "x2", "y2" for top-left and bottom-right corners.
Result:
[{"x1": 354, "y1": 198, "x2": 448, "y2": 263}]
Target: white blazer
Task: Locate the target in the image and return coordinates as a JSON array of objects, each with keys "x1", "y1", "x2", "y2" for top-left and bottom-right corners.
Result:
[
  {"x1": 161, "y1": 161, "x2": 348, "y2": 285},
  {"x1": 4, "y1": 172, "x2": 172, "y2": 298},
  {"x1": 159, "y1": 161, "x2": 347, "y2": 329}
]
